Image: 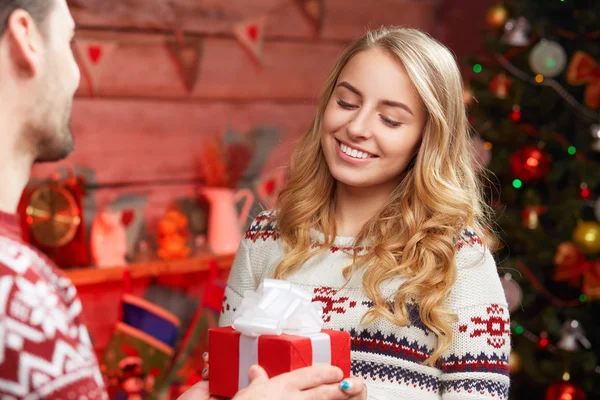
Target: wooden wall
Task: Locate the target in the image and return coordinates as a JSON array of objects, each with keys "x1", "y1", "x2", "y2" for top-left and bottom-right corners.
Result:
[
  {"x1": 30, "y1": 0, "x2": 495, "y2": 354},
  {"x1": 33, "y1": 0, "x2": 439, "y2": 233}
]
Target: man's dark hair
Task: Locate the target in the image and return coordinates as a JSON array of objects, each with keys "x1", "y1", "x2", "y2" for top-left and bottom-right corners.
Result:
[{"x1": 0, "y1": 0, "x2": 55, "y2": 35}]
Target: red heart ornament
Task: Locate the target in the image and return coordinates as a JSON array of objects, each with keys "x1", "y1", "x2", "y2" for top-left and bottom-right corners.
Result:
[
  {"x1": 264, "y1": 179, "x2": 275, "y2": 195},
  {"x1": 88, "y1": 45, "x2": 103, "y2": 64},
  {"x1": 121, "y1": 210, "x2": 134, "y2": 227},
  {"x1": 247, "y1": 24, "x2": 259, "y2": 42}
]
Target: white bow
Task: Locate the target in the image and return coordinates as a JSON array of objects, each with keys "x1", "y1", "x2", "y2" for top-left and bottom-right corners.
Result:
[{"x1": 232, "y1": 279, "x2": 324, "y2": 337}]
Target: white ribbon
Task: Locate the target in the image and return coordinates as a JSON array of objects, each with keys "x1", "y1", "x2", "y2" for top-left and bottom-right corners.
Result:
[{"x1": 232, "y1": 279, "x2": 330, "y2": 390}]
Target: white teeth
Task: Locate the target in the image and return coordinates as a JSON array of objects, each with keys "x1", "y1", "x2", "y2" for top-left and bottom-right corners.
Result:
[{"x1": 339, "y1": 141, "x2": 371, "y2": 159}]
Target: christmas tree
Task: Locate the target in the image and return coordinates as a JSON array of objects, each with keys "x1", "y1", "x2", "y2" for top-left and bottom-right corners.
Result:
[{"x1": 465, "y1": 1, "x2": 600, "y2": 399}]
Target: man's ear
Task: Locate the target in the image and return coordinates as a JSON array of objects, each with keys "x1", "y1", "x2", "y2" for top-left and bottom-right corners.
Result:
[{"x1": 6, "y1": 9, "x2": 44, "y2": 77}]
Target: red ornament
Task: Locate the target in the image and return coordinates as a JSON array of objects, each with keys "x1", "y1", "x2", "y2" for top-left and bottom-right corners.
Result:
[
  {"x1": 553, "y1": 242, "x2": 588, "y2": 287},
  {"x1": 510, "y1": 105, "x2": 522, "y2": 122},
  {"x1": 545, "y1": 382, "x2": 586, "y2": 400},
  {"x1": 489, "y1": 73, "x2": 511, "y2": 99},
  {"x1": 510, "y1": 145, "x2": 551, "y2": 181},
  {"x1": 580, "y1": 188, "x2": 591, "y2": 199},
  {"x1": 537, "y1": 337, "x2": 549, "y2": 349},
  {"x1": 580, "y1": 183, "x2": 591, "y2": 199}
]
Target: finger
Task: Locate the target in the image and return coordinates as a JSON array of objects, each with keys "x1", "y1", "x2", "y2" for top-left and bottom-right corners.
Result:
[
  {"x1": 203, "y1": 352, "x2": 209, "y2": 363},
  {"x1": 299, "y1": 383, "x2": 351, "y2": 400},
  {"x1": 278, "y1": 365, "x2": 343, "y2": 391},
  {"x1": 202, "y1": 366, "x2": 209, "y2": 380},
  {"x1": 339, "y1": 377, "x2": 367, "y2": 398},
  {"x1": 174, "y1": 381, "x2": 210, "y2": 400},
  {"x1": 248, "y1": 365, "x2": 269, "y2": 384}
]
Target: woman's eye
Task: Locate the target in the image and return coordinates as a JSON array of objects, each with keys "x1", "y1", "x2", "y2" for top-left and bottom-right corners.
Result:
[
  {"x1": 380, "y1": 115, "x2": 402, "y2": 127},
  {"x1": 337, "y1": 99, "x2": 358, "y2": 110}
]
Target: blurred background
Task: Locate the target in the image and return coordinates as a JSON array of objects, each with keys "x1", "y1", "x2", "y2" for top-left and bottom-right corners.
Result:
[{"x1": 18, "y1": 0, "x2": 600, "y2": 398}]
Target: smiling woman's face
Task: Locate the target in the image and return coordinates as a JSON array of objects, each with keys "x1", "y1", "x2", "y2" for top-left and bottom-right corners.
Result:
[{"x1": 320, "y1": 46, "x2": 426, "y2": 193}]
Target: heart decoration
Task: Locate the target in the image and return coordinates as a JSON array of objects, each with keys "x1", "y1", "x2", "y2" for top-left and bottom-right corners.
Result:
[
  {"x1": 121, "y1": 209, "x2": 134, "y2": 227},
  {"x1": 264, "y1": 179, "x2": 275, "y2": 195},
  {"x1": 247, "y1": 24, "x2": 259, "y2": 42},
  {"x1": 88, "y1": 45, "x2": 103, "y2": 64}
]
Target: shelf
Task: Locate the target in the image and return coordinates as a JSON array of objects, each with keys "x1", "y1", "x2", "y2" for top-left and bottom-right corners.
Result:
[{"x1": 65, "y1": 252, "x2": 236, "y2": 287}]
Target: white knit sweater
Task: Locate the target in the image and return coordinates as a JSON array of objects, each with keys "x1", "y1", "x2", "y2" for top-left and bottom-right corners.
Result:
[{"x1": 219, "y1": 211, "x2": 510, "y2": 400}]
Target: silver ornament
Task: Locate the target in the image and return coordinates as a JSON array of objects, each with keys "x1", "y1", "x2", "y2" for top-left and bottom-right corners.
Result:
[
  {"x1": 557, "y1": 319, "x2": 591, "y2": 352},
  {"x1": 503, "y1": 17, "x2": 531, "y2": 47},
  {"x1": 529, "y1": 39, "x2": 567, "y2": 78}
]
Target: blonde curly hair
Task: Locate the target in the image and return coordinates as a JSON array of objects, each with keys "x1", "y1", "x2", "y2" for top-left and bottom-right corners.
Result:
[{"x1": 274, "y1": 26, "x2": 495, "y2": 365}]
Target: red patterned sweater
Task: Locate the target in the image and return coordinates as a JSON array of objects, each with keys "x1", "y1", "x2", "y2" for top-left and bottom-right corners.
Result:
[
  {"x1": 0, "y1": 211, "x2": 106, "y2": 399},
  {"x1": 219, "y1": 210, "x2": 511, "y2": 400}
]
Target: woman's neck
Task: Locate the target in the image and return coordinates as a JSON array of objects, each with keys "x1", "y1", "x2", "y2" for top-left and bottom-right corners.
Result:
[{"x1": 334, "y1": 182, "x2": 395, "y2": 237}]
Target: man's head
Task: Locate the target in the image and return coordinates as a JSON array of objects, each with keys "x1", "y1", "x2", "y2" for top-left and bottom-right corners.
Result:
[{"x1": 0, "y1": 0, "x2": 80, "y2": 163}]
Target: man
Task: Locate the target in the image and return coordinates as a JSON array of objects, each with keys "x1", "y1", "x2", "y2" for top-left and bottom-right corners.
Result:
[{"x1": 0, "y1": 1, "x2": 362, "y2": 399}]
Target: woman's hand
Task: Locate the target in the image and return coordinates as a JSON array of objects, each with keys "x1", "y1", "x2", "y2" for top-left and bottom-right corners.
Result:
[
  {"x1": 179, "y1": 364, "x2": 350, "y2": 400},
  {"x1": 234, "y1": 364, "x2": 353, "y2": 400},
  {"x1": 338, "y1": 376, "x2": 368, "y2": 400},
  {"x1": 193, "y1": 351, "x2": 367, "y2": 400}
]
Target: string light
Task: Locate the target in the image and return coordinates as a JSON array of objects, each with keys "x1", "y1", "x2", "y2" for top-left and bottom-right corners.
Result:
[
  {"x1": 494, "y1": 53, "x2": 600, "y2": 121},
  {"x1": 511, "y1": 321, "x2": 600, "y2": 375},
  {"x1": 513, "y1": 179, "x2": 523, "y2": 188},
  {"x1": 473, "y1": 63, "x2": 483, "y2": 73},
  {"x1": 515, "y1": 325, "x2": 525, "y2": 334}
]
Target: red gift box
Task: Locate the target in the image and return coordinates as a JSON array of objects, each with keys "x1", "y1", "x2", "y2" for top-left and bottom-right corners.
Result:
[{"x1": 209, "y1": 326, "x2": 351, "y2": 398}]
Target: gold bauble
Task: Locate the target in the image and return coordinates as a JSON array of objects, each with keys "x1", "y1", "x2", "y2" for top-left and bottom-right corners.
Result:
[
  {"x1": 572, "y1": 221, "x2": 600, "y2": 255},
  {"x1": 486, "y1": 4, "x2": 510, "y2": 30},
  {"x1": 509, "y1": 351, "x2": 522, "y2": 374}
]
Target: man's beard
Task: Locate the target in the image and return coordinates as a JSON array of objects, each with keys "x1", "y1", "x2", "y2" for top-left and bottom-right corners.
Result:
[{"x1": 32, "y1": 97, "x2": 75, "y2": 163}]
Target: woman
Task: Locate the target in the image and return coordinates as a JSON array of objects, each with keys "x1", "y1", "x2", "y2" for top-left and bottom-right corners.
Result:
[{"x1": 219, "y1": 26, "x2": 510, "y2": 400}]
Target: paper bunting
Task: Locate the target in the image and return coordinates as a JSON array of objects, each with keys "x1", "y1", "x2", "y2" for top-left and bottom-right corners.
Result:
[
  {"x1": 295, "y1": 0, "x2": 326, "y2": 33},
  {"x1": 232, "y1": 17, "x2": 266, "y2": 66},
  {"x1": 73, "y1": 39, "x2": 117, "y2": 96},
  {"x1": 166, "y1": 36, "x2": 204, "y2": 93}
]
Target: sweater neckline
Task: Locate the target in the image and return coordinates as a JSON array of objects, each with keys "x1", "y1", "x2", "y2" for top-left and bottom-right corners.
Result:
[{"x1": 309, "y1": 228, "x2": 363, "y2": 247}]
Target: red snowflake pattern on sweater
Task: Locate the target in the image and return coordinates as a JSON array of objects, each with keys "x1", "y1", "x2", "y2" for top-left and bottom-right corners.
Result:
[
  {"x1": 312, "y1": 287, "x2": 354, "y2": 323},
  {"x1": 0, "y1": 229, "x2": 106, "y2": 399},
  {"x1": 456, "y1": 229, "x2": 483, "y2": 249},
  {"x1": 459, "y1": 304, "x2": 510, "y2": 349}
]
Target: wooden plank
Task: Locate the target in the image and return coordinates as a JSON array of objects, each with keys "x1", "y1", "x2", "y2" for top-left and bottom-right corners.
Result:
[
  {"x1": 31, "y1": 99, "x2": 312, "y2": 185},
  {"x1": 74, "y1": 34, "x2": 344, "y2": 100},
  {"x1": 69, "y1": 0, "x2": 439, "y2": 41},
  {"x1": 66, "y1": 252, "x2": 234, "y2": 286}
]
